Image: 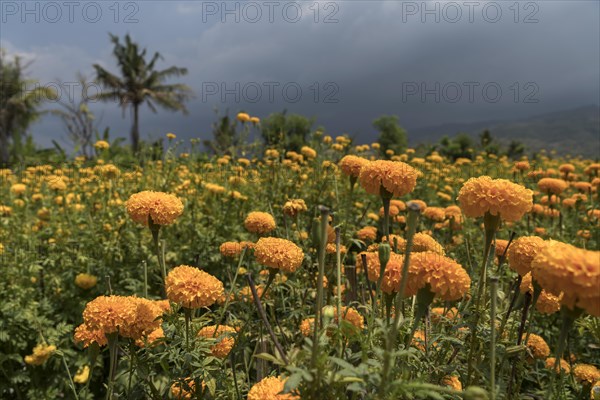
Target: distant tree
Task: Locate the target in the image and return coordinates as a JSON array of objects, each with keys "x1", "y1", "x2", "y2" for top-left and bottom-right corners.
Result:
[
  {"x1": 479, "y1": 129, "x2": 499, "y2": 154},
  {"x1": 93, "y1": 34, "x2": 193, "y2": 153},
  {"x1": 51, "y1": 75, "x2": 103, "y2": 157},
  {"x1": 373, "y1": 115, "x2": 408, "y2": 158},
  {"x1": 260, "y1": 111, "x2": 314, "y2": 151},
  {"x1": 204, "y1": 109, "x2": 238, "y2": 155},
  {"x1": 0, "y1": 49, "x2": 55, "y2": 164},
  {"x1": 438, "y1": 133, "x2": 474, "y2": 160},
  {"x1": 505, "y1": 140, "x2": 526, "y2": 159}
]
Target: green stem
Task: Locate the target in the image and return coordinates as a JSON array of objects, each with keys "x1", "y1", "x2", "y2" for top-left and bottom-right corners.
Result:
[
  {"x1": 61, "y1": 353, "x2": 79, "y2": 400},
  {"x1": 490, "y1": 277, "x2": 499, "y2": 400},
  {"x1": 184, "y1": 308, "x2": 192, "y2": 352},
  {"x1": 105, "y1": 333, "x2": 119, "y2": 400},
  {"x1": 335, "y1": 227, "x2": 343, "y2": 356},
  {"x1": 142, "y1": 261, "x2": 148, "y2": 299},
  {"x1": 312, "y1": 206, "x2": 329, "y2": 368}
]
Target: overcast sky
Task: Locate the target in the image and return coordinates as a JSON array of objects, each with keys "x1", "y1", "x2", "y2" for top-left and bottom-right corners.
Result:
[{"x1": 2, "y1": 0, "x2": 599, "y2": 149}]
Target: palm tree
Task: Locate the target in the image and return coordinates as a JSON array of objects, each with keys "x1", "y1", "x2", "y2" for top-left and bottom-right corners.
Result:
[
  {"x1": 93, "y1": 34, "x2": 193, "y2": 153},
  {"x1": 0, "y1": 49, "x2": 55, "y2": 164}
]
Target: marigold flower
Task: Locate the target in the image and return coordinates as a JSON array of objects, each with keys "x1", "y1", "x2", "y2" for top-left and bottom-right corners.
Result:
[
  {"x1": 522, "y1": 333, "x2": 550, "y2": 359},
  {"x1": 573, "y1": 364, "x2": 600, "y2": 384},
  {"x1": 75, "y1": 273, "x2": 98, "y2": 290},
  {"x1": 250, "y1": 116, "x2": 260, "y2": 124},
  {"x1": 135, "y1": 327, "x2": 165, "y2": 347},
  {"x1": 356, "y1": 251, "x2": 403, "y2": 284},
  {"x1": 10, "y1": 183, "x2": 26, "y2": 195},
  {"x1": 300, "y1": 146, "x2": 317, "y2": 159},
  {"x1": 442, "y1": 375, "x2": 462, "y2": 390},
  {"x1": 254, "y1": 237, "x2": 304, "y2": 273},
  {"x1": 357, "y1": 226, "x2": 377, "y2": 241},
  {"x1": 507, "y1": 236, "x2": 546, "y2": 276},
  {"x1": 339, "y1": 155, "x2": 369, "y2": 178},
  {"x1": 247, "y1": 376, "x2": 299, "y2": 400},
  {"x1": 94, "y1": 140, "x2": 110, "y2": 150},
  {"x1": 409, "y1": 252, "x2": 471, "y2": 301},
  {"x1": 538, "y1": 178, "x2": 569, "y2": 194},
  {"x1": 219, "y1": 241, "x2": 252, "y2": 258},
  {"x1": 244, "y1": 211, "x2": 276, "y2": 234},
  {"x1": 358, "y1": 160, "x2": 419, "y2": 197},
  {"x1": 514, "y1": 161, "x2": 530, "y2": 171},
  {"x1": 299, "y1": 318, "x2": 314, "y2": 337},
  {"x1": 422, "y1": 207, "x2": 445, "y2": 222},
  {"x1": 74, "y1": 323, "x2": 107, "y2": 347},
  {"x1": 531, "y1": 241, "x2": 600, "y2": 316},
  {"x1": 125, "y1": 191, "x2": 184, "y2": 225},
  {"x1": 197, "y1": 325, "x2": 237, "y2": 358},
  {"x1": 166, "y1": 266, "x2": 224, "y2": 309},
  {"x1": 166, "y1": 132, "x2": 176, "y2": 139},
  {"x1": 410, "y1": 233, "x2": 445, "y2": 255},
  {"x1": 171, "y1": 378, "x2": 204, "y2": 399},
  {"x1": 457, "y1": 176, "x2": 533, "y2": 222},
  {"x1": 282, "y1": 199, "x2": 308, "y2": 217},
  {"x1": 24, "y1": 344, "x2": 56, "y2": 366},
  {"x1": 237, "y1": 112, "x2": 250, "y2": 122},
  {"x1": 431, "y1": 307, "x2": 459, "y2": 323},
  {"x1": 73, "y1": 365, "x2": 90, "y2": 384},
  {"x1": 82, "y1": 295, "x2": 137, "y2": 335},
  {"x1": 545, "y1": 357, "x2": 570, "y2": 374},
  {"x1": 519, "y1": 273, "x2": 562, "y2": 314}
]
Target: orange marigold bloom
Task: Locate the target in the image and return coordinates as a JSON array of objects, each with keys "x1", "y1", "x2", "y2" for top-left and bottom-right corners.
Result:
[
  {"x1": 357, "y1": 226, "x2": 377, "y2": 241},
  {"x1": 431, "y1": 307, "x2": 459, "y2": 323},
  {"x1": 244, "y1": 211, "x2": 276, "y2": 234},
  {"x1": 408, "y1": 199, "x2": 427, "y2": 211},
  {"x1": 357, "y1": 251, "x2": 403, "y2": 284},
  {"x1": 537, "y1": 178, "x2": 569, "y2": 194},
  {"x1": 545, "y1": 357, "x2": 570, "y2": 374},
  {"x1": 514, "y1": 161, "x2": 530, "y2": 171},
  {"x1": 422, "y1": 206, "x2": 446, "y2": 222},
  {"x1": 441, "y1": 375, "x2": 462, "y2": 390},
  {"x1": 409, "y1": 252, "x2": 471, "y2": 301},
  {"x1": 24, "y1": 344, "x2": 56, "y2": 366},
  {"x1": 82, "y1": 295, "x2": 137, "y2": 336},
  {"x1": 494, "y1": 239, "x2": 509, "y2": 258},
  {"x1": 135, "y1": 326, "x2": 165, "y2": 347},
  {"x1": 358, "y1": 160, "x2": 419, "y2": 197},
  {"x1": 197, "y1": 325, "x2": 237, "y2": 358},
  {"x1": 339, "y1": 155, "x2": 369, "y2": 178},
  {"x1": 125, "y1": 191, "x2": 184, "y2": 225},
  {"x1": 531, "y1": 241, "x2": 600, "y2": 316},
  {"x1": 573, "y1": 364, "x2": 600, "y2": 384},
  {"x1": 522, "y1": 333, "x2": 550, "y2": 359},
  {"x1": 507, "y1": 236, "x2": 546, "y2": 276},
  {"x1": 219, "y1": 241, "x2": 252, "y2": 258},
  {"x1": 457, "y1": 176, "x2": 533, "y2": 222},
  {"x1": 74, "y1": 323, "x2": 107, "y2": 348},
  {"x1": 282, "y1": 199, "x2": 308, "y2": 217},
  {"x1": 171, "y1": 378, "x2": 204, "y2": 399},
  {"x1": 410, "y1": 232, "x2": 445, "y2": 255},
  {"x1": 299, "y1": 318, "x2": 315, "y2": 337},
  {"x1": 558, "y1": 163, "x2": 575, "y2": 174},
  {"x1": 254, "y1": 237, "x2": 304, "y2": 273},
  {"x1": 519, "y1": 273, "x2": 562, "y2": 314},
  {"x1": 247, "y1": 376, "x2": 299, "y2": 400},
  {"x1": 165, "y1": 266, "x2": 224, "y2": 309},
  {"x1": 75, "y1": 273, "x2": 98, "y2": 290}
]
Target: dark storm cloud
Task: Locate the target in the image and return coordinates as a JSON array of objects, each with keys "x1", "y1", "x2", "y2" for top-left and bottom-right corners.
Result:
[{"x1": 1, "y1": 0, "x2": 598, "y2": 148}]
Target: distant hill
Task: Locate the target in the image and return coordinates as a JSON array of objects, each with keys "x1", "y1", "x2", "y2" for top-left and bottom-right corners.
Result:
[{"x1": 409, "y1": 105, "x2": 600, "y2": 158}]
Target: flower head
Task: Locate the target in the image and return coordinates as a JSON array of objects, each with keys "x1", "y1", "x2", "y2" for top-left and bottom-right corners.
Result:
[
  {"x1": 507, "y1": 236, "x2": 546, "y2": 276},
  {"x1": 409, "y1": 252, "x2": 471, "y2": 301},
  {"x1": 24, "y1": 344, "x2": 56, "y2": 366},
  {"x1": 247, "y1": 376, "x2": 299, "y2": 400},
  {"x1": 197, "y1": 325, "x2": 237, "y2": 358},
  {"x1": 254, "y1": 237, "x2": 304, "y2": 273},
  {"x1": 339, "y1": 155, "x2": 369, "y2": 178},
  {"x1": 126, "y1": 191, "x2": 184, "y2": 226},
  {"x1": 166, "y1": 266, "x2": 224, "y2": 309},
  {"x1": 244, "y1": 211, "x2": 276, "y2": 234},
  {"x1": 75, "y1": 273, "x2": 98, "y2": 290},
  {"x1": 358, "y1": 160, "x2": 419, "y2": 197},
  {"x1": 573, "y1": 364, "x2": 600, "y2": 385},
  {"x1": 523, "y1": 333, "x2": 550, "y2": 360},
  {"x1": 457, "y1": 176, "x2": 533, "y2": 222},
  {"x1": 538, "y1": 177, "x2": 568, "y2": 194},
  {"x1": 282, "y1": 199, "x2": 308, "y2": 217}
]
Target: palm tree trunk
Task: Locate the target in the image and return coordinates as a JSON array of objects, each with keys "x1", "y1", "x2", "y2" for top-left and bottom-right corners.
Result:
[{"x1": 131, "y1": 104, "x2": 140, "y2": 153}]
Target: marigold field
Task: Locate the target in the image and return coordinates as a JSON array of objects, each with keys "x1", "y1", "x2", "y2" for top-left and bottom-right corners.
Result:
[{"x1": 1, "y1": 135, "x2": 599, "y2": 400}]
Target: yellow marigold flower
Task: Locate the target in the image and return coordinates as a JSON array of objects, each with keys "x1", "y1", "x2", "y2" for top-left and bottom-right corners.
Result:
[
  {"x1": 166, "y1": 132, "x2": 176, "y2": 139},
  {"x1": 339, "y1": 155, "x2": 369, "y2": 178},
  {"x1": 494, "y1": 239, "x2": 509, "y2": 258},
  {"x1": 171, "y1": 378, "x2": 204, "y2": 399},
  {"x1": 357, "y1": 251, "x2": 403, "y2": 284},
  {"x1": 457, "y1": 176, "x2": 533, "y2": 222},
  {"x1": 254, "y1": 237, "x2": 304, "y2": 273},
  {"x1": 357, "y1": 226, "x2": 378, "y2": 241},
  {"x1": 74, "y1": 323, "x2": 107, "y2": 348},
  {"x1": 219, "y1": 241, "x2": 252, "y2": 258},
  {"x1": 422, "y1": 206, "x2": 445, "y2": 222},
  {"x1": 73, "y1": 365, "x2": 90, "y2": 384},
  {"x1": 75, "y1": 273, "x2": 98, "y2": 290},
  {"x1": 574, "y1": 181, "x2": 592, "y2": 192},
  {"x1": 358, "y1": 160, "x2": 419, "y2": 197},
  {"x1": 282, "y1": 199, "x2": 308, "y2": 217},
  {"x1": 442, "y1": 375, "x2": 462, "y2": 390},
  {"x1": 573, "y1": 364, "x2": 600, "y2": 385},
  {"x1": 125, "y1": 191, "x2": 184, "y2": 226},
  {"x1": 408, "y1": 199, "x2": 427, "y2": 211},
  {"x1": 514, "y1": 161, "x2": 530, "y2": 171},
  {"x1": 519, "y1": 273, "x2": 562, "y2": 314},
  {"x1": 558, "y1": 163, "x2": 575, "y2": 174},
  {"x1": 300, "y1": 146, "x2": 317, "y2": 159},
  {"x1": 197, "y1": 325, "x2": 237, "y2": 358},
  {"x1": 204, "y1": 183, "x2": 226, "y2": 194},
  {"x1": 431, "y1": 307, "x2": 459, "y2": 323},
  {"x1": 24, "y1": 344, "x2": 56, "y2": 366},
  {"x1": 82, "y1": 295, "x2": 137, "y2": 335},
  {"x1": 409, "y1": 252, "x2": 471, "y2": 301},
  {"x1": 166, "y1": 266, "x2": 224, "y2": 309},
  {"x1": 299, "y1": 318, "x2": 314, "y2": 337},
  {"x1": 250, "y1": 116, "x2": 260, "y2": 124},
  {"x1": 237, "y1": 112, "x2": 250, "y2": 122},
  {"x1": 244, "y1": 211, "x2": 276, "y2": 234},
  {"x1": 538, "y1": 177, "x2": 569, "y2": 194},
  {"x1": 94, "y1": 140, "x2": 110, "y2": 150},
  {"x1": 507, "y1": 236, "x2": 546, "y2": 276},
  {"x1": 325, "y1": 243, "x2": 347, "y2": 254},
  {"x1": 523, "y1": 333, "x2": 550, "y2": 359},
  {"x1": 545, "y1": 357, "x2": 570, "y2": 374},
  {"x1": 47, "y1": 176, "x2": 67, "y2": 191},
  {"x1": 10, "y1": 183, "x2": 26, "y2": 195},
  {"x1": 531, "y1": 241, "x2": 600, "y2": 316},
  {"x1": 247, "y1": 376, "x2": 299, "y2": 400},
  {"x1": 135, "y1": 326, "x2": 165, "y2": 347},
  {"x1": 410, "y1": 232, "x2": 445, "y2": 255}
]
